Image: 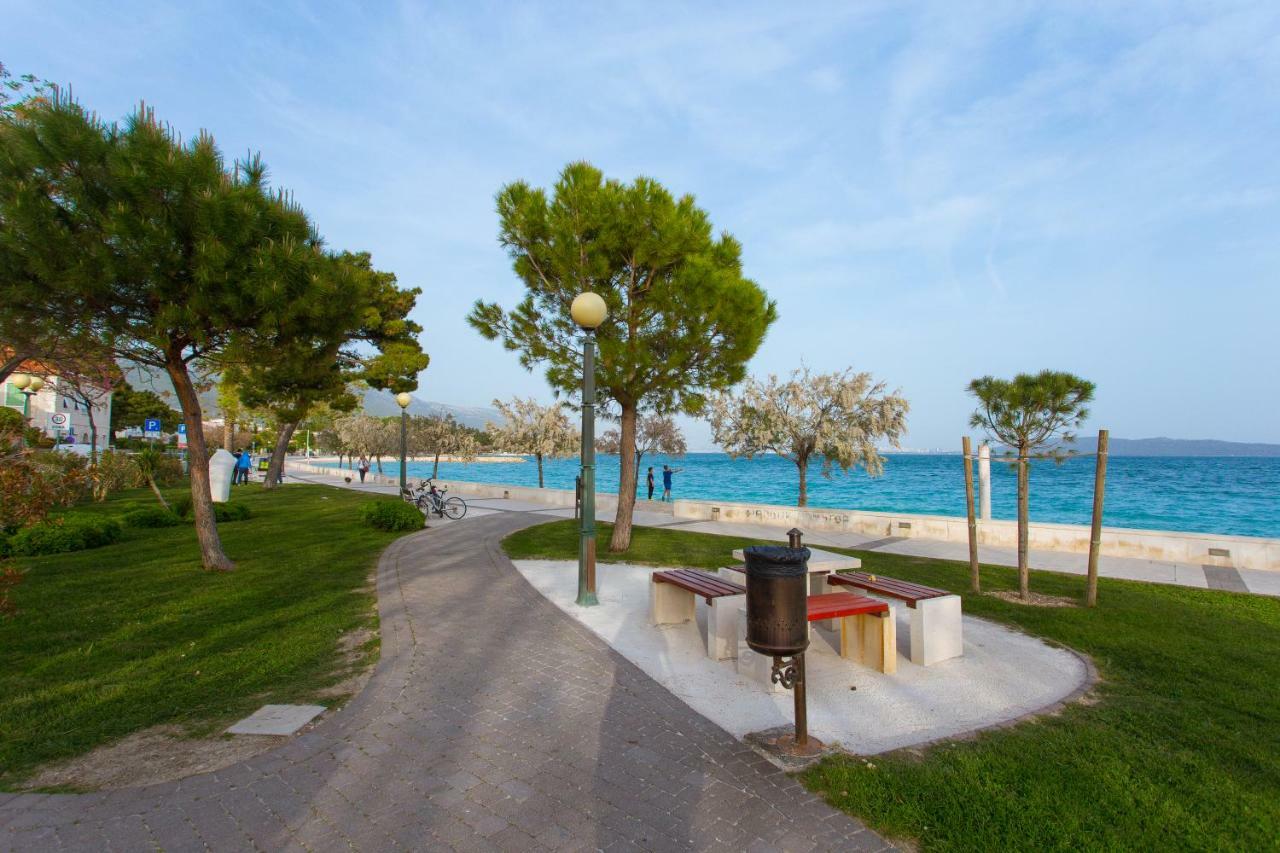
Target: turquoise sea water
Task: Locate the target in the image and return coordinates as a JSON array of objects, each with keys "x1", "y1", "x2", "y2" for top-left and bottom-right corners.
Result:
[{"x1": 331, "y1": 453, "x2": 1280, "y2": 539}]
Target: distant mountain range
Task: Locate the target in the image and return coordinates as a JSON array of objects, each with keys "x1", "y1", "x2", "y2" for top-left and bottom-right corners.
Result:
[
  {"x1": 1010, "y1": 436, "x2": 1280, "y2": 457},
  {"x1": 359, "y1": 389, "x2": 501, "y2": 429}
]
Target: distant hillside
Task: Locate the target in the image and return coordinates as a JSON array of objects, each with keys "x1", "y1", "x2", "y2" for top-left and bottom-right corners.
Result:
[
  {"x1": 1001, "y1": 436, "x2": 1280, "y2": 457},
  {"x1": 360, "y1": 389, "x2": 501, "y2": 430}
]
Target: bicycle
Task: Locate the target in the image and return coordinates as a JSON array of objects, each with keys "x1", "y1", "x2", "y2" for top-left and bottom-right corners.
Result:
[{"x1": 405, "y1": 478, "x2": 467, "y2": 520}]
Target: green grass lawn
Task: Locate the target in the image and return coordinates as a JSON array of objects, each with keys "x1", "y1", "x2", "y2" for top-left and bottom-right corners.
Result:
[
  {"x1": 0, "y1": 483, "x2": 406, "y2": 789},
  {"x1": 503, "y1": 519, "x2": 1280, "y2": 851}
]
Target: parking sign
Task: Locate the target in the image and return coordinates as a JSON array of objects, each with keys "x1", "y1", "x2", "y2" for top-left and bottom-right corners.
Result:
[
  {"x1": 144, "y1": 418, "x2": 162, "y2": 438},
  {"x1": 177, "y1": 422, "x2": 187, "y2": 448}
]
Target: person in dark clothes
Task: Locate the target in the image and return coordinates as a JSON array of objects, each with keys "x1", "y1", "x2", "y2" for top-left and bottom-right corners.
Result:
[{"x1": 646, "y1": 467, "x2": 655, "y2": 501}]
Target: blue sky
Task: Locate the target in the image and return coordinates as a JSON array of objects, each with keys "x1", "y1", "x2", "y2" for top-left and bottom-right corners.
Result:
[{"x1": 4, "y1": 1, "x2": 1278, "y2": 449}]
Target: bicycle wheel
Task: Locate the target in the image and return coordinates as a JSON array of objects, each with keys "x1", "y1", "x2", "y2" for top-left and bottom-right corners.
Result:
[{"x1": 443, "y1": 496, "x2": 467, "y2": 520}]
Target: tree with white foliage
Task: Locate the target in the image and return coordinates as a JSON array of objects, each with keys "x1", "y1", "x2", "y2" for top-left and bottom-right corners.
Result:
[
  {"x1": 597, "y1": 414, "x2": 687, "y2": 481},
  {"x1": 709, "y1": 366, "x2": 909, "y2": 507},
  {"x1": 488, "y1": 398, "x2": 578, "y2": 488}
]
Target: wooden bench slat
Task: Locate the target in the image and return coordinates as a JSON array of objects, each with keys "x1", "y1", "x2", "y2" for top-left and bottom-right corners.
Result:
[
  {"x1": 653, "y1": 569, "x2": 745, "y2": 601},
  {"x1": 828, "y1": 572, "x2": 947, "y2": 607}
]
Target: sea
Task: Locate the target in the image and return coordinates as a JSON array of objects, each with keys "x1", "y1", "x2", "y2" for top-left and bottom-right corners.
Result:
[{"x1": 327, "y1": 452, "x2": 1280, "y2": 540}]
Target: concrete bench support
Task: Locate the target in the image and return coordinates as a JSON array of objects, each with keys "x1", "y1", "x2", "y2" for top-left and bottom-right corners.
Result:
[
  {"x1": 706, "y1": 596, "x2": 741, "y2": 661},
  {"x1": 911, "y1": 594, "x2": 962, "y2": 666},
  {"x1": 650, "y1": 581, "x2": 695, "y2": 625}
]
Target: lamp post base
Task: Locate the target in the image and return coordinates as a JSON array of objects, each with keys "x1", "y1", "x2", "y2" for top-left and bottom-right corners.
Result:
[{"x1": 743, "y1": 726, "x2": 829, "y2": 771}]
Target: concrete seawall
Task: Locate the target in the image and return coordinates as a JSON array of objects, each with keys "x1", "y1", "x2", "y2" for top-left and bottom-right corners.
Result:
[{"x1": 288, "y1": 459, "x2": 1280, "y2": 573}]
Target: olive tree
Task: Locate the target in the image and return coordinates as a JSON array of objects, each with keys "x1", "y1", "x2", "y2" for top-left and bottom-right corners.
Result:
[
  {"x1": 597, "y1": 414, "x2": 687, "y2": 482},
  {"x1": 487, "y1": 398, "x2": 578, "y2": 488},
  {"x1": 968, "y1": 370, "x2": 1095, "y2": 600},
  {"x1": 709, "y1": 366, "x2": 908, "y2": 507},
  {"x1": 409, "y1": 414, "x2": 478, "y2": 478},
  {"x1": 469, "y1": 162, "x2": 775, "y2": 549}
]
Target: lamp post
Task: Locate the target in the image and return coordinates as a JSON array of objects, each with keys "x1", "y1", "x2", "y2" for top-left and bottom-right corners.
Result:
[
  {"x1": 396, "y1": 392, "x2": 412, "y2": 493},
  {"x1": 10, "y1": 373, "x2": 45, "y2": 447},
  {"x1": 571, "y1": 292, "x2": 608, "y2": 606}
]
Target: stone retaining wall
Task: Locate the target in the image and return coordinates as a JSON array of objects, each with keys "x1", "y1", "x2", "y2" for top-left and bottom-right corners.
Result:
[{"x1": 287, "y1": 459, "x2": 1279, "y2": 572}]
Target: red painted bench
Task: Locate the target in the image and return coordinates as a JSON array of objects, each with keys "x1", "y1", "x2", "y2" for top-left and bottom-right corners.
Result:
[
  {"x1": 807, "y1": 592, "x2": 896, "y2": 673},
  {"x1": 828, "y1": 572, "x2": 963, "y2": 667}
]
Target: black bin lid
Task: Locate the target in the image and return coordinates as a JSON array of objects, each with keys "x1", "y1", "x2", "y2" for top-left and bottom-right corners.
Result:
[{"x1": 742, "y1": 545, "x2": 810, "y2": 578}]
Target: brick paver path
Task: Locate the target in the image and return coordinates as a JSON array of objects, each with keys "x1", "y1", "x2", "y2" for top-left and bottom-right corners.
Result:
[{"x1": 1, "y1": 512, "x2": 888, "y2": 852}]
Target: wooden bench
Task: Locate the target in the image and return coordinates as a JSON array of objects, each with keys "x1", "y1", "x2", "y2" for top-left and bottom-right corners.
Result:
[
  {"x1": 808, "y1": 592, "x2": 896, "y2": 674},
  {"x1": 828, "y1": 572, "x2": 962, "y2": 666},
  {"x1": 650, "y1": 569, "x2": 746, "y2": 661}
]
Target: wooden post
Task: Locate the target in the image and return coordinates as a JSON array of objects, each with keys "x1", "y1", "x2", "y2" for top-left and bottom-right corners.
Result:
[
  {"x1": 962, "y1": 436, "x2": 980, "y2": 592},
  {"x1": 1085, "y1": 429, "x2": 1109, "y2": 607}
]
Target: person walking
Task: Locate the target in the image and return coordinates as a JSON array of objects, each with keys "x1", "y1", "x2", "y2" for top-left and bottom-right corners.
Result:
[
  {"x1": 661, "y1": 464, "x2": 682, "y2": 502},
  {"x1": 235, "y1": 450, "x2": 252, "y2": 484},
  {"x1": 358, "y1": 455, "x2": 370, "y2": 483},
  {"x1": 232, "y1": 451, "x2": 243, "y2": 485},
  {"x1": 646, "y1": 467, "x2": 655, "y2": 501}
]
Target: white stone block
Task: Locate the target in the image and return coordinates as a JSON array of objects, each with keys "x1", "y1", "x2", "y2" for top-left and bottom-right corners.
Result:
[
  {"x1": 649, "y1": 580, "x2": 694, "y2": 625},
  {"x1": 706, "y1": 594, "x2": 743, "y2": 661},
  {"x1": 911, "y1": 594, "x2": 963, "y2": 666}
]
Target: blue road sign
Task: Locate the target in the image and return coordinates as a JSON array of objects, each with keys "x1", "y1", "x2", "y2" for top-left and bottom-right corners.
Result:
[{"x1": 144, "y1": 418, "x2": 161, "y2": 437}]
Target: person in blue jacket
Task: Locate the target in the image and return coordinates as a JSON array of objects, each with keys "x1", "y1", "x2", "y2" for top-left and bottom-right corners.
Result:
[
  {"x1": 661, "y1": 464, "x2": 683, "y2": 502},
  {"x1": 235, "y1": 450, "x2": 252, "y2": 484}
]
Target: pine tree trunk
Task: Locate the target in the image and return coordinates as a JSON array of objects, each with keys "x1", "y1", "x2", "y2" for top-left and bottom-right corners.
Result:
[
  {"x1": 1017, "y1": 447, "x2": 1030, "y2": 599},
  {"x1": 797, "y1": 455, "x2": 809, "y2": 507},
  {"x1": 223, "y1": 421, "x2": 233, "y2": 452},
  {"x1": 263, "y1": 421, "x2": 297, "y2": 490},
  {"x1": 165, "y1": 355, "x2": 234, "y2": 572},
  {"x1": 609, "y1": 403, "x2": 639, "y2": 552},
  {"x1": 537, "y1": 453, "x2": 545, "y2": 488}
]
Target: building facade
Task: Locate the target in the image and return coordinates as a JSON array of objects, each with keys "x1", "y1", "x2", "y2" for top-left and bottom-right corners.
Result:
[{"x1": 2, "y1": 373, "x2": 113, "y2": 451}]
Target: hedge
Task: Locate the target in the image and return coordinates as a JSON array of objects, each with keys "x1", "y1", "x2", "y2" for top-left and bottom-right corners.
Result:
[
  {"x1": 358, "y1": 500, "x2": 424, "y2": 532},
  {"x1": 122, "y1": 507, "x2": 183, "y2": 528},
  {"x1": 6, "y1": 516, "x2": 123, "y2": 557}
]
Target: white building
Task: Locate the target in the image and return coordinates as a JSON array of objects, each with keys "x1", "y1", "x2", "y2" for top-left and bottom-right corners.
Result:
[{"x1": 2, "y1": 371, "x2": 113, "y2": 452}]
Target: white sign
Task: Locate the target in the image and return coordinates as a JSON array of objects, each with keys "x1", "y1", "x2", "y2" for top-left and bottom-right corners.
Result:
[{"x1": 50, "y1": 413, "x2": 68, "y2": 427}]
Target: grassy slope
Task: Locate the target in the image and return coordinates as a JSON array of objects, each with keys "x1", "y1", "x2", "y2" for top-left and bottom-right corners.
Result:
[
  {"x1": 503, "y1": 518, "x2": 1280, "y2": 851},
  {"x1": 0, "y1": 484, "x2": 404, "y2": 788}
]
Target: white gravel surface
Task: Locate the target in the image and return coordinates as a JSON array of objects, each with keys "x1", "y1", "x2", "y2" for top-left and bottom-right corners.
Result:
[{"x1": 515, "y1": 559, "x2": 1090, "y2": 755}]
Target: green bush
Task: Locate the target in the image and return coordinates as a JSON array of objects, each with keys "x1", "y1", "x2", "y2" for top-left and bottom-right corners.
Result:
[
  {"x1": 123, "y1": 507, "x2": 182, "y2": 528},
  {"x1": 358, "y1": 500, "x2": 424, "y2": 532},
  {"x1": 8, "y1": 516, "x2": 122, "y2": 556},
  {"x1": 170, "y1": 496, "x2": 251, "y2": 523}
]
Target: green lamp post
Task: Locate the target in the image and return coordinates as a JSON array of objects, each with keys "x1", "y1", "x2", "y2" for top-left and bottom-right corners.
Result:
[
  {"x1": 571, "y1": 292, "x2": 608, "y2": 606},
  {"x1": 396, "y1": 391, "x2": 412, "y2": 493}
]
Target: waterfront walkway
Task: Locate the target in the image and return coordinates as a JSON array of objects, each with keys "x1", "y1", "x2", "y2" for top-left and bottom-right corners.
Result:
[
  {"x1": 1, "y1": 506, "x2": 885, "y2": 851},
  {"x1": 290, "y1": 468, "x2": 1280, "y2": 599}
]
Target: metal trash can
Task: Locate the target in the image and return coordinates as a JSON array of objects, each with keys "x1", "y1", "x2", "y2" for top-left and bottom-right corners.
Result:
[{"x1": 743, "y1": 545, "x2": 811, "y2": 658}]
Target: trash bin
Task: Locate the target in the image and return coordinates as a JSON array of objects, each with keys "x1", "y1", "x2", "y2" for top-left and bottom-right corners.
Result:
[
  {"x1": 743, "y1": 545, "x2": 811, "y2": 658},
  {"x1": 209, "y1": 448, "x2": 236, "y2": 503}
]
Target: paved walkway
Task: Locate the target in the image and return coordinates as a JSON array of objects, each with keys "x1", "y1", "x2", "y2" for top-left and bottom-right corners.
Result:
[
  {"x1": 291, "y1": 468, "x2": 1279, "y2": 598},
  {"x1": 1, "y1": 510, "x2": 887, "y2": 852}
]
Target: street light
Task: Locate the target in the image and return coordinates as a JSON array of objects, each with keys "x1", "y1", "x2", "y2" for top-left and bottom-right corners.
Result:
[
  {"x1": 396, "y1": 391, "x2": 412, "y2": 493},
  {"x1": 571, "y1": 292, "x2": 608, "y2": 607},
  {"x1": 10, "y1": 373, "x2": 44, "y2": 447}
]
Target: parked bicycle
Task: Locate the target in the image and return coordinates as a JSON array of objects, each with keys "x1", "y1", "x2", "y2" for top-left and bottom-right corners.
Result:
[{"x1": 402, "y1": 478, "x2": 467, "y2": 520}]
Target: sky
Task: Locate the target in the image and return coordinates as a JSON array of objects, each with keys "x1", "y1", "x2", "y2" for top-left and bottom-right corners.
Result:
[{"x1": 4, "y1": 0, "x2": 1278, "y2": 450}]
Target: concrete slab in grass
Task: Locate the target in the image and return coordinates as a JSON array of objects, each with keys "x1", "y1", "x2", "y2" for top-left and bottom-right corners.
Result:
[{"x1": 226, "y1": 704, "x2": 326, "y2": 736}]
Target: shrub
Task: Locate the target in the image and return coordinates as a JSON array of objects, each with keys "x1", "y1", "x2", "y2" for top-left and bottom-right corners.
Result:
[
  {"x1": 91, "y1": 450, "x2": 142, "y2": 501},
  {"x1": 359, "y1": 500, "x2": 424, "y2": 532},
  {"x1": 170, "y1": 496, "x2": 252, "y2": 523},
  {"x1": 0, "y1": 449, "x2": 90, "y2": 531},
  {"x1": 123, "y1": 507, "x2": 183, "y2": 528},
  {"x1": 8, "y1": 516, "x2": 123, "y2": 556}
]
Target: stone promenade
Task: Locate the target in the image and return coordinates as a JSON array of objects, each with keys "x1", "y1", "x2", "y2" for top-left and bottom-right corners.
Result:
[{"x1": 0, "y1": 511, "x2": 888, "y2": 852}]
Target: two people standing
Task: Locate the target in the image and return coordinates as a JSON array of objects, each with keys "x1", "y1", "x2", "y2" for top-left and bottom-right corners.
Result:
[
  {"x1": 231, "y1": 450, "x2": 253, "y2": 484},
  {"x1": 646, "y1": 464, "x2": 682, "y2": 502}
]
